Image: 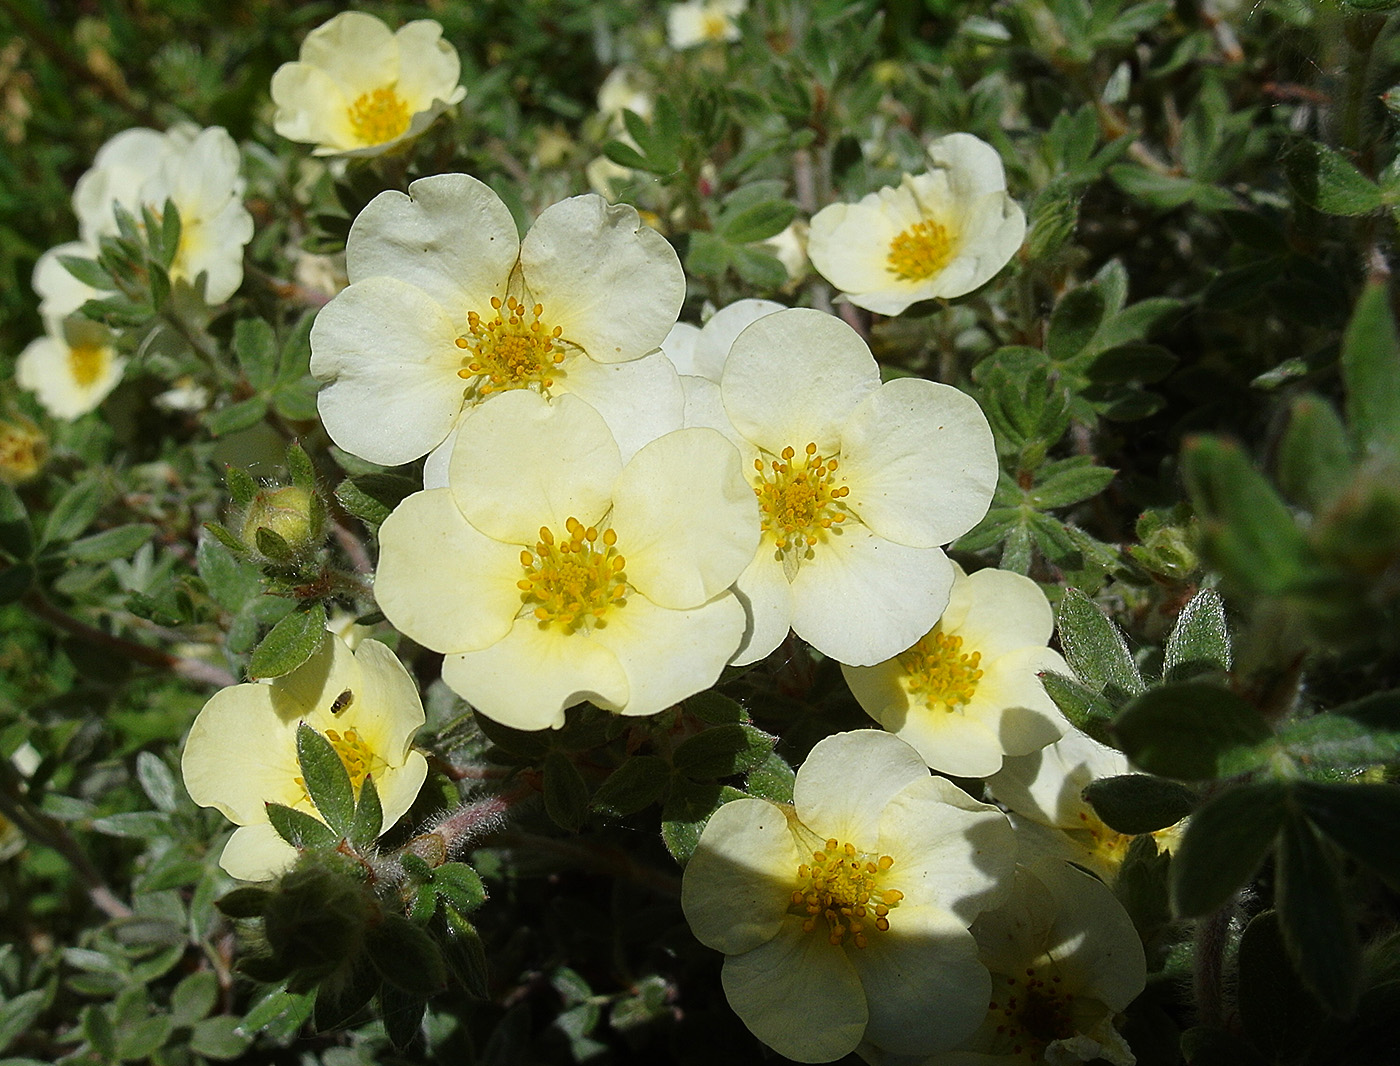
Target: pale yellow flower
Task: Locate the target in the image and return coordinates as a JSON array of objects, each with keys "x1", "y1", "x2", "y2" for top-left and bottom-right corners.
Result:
[
  {"x1": 16, "y1": 317, "x2": 124, "y2": 421},
  {"x1": 668, "y1": 0, "x2": 747, "y2": 48},
  {"x1": 808, "y1": 133, "x2": 1025, "y2": 316},
  {"x1": 681, "y1": 730, "x2": 1015, "y2": 1063},
  {"x1": 181, "y1": 633, "x2": 428, "y2": 881},
  {"x1": 271, "y1": 12, "x2": 466, "y2": 157}
]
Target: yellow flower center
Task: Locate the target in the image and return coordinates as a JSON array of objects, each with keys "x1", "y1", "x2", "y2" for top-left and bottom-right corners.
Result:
[
  {"x1": 517, "y1": 516, "x2": 628, "y2": 632},
  {"x1": 295, "y1": 724, "x2": 384, "y2": 803},
  {"x1": 702, "y1": 12, "x2": 730, "y2": 38},
  {"x1": 887, "y1": 218, "x2": 955, "y2": 281},
  {"x1": 346, "y1": 86, "x2": 412, "y2": 145},
  {"x1": 899, "y1": 629, "x2": 983, "y2": 711},
  {"x1": 752, "y1": 443, "x2": 849, "y2": 559},
  {"x1": 67, "y1": 342, "x2": 108, "y2": 388},
  {"x1": 988, "y1": 968, "x2": 1077, "y2": 1060},
  {"x1": 455, "y1": 296, "x2": 569, "y2": 399},
  {"x1": 789, "y1": 838, "x2": 904, "y2": 949}
]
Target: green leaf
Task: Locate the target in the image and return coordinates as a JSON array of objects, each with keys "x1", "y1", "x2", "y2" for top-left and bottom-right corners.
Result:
[
  {"x1": 334, "y1": 475, "x2": 418, "y2": 531},
  {"x1": 433, "y1": 862, "x2": 488, "y2": 913},
  {"x1": 744, "y1": 750, "x2": 796, "y2": 804},
  {"x1": 1056, "y1": 588, "x2": 1145, "y2": 701},
  {"x1": 348, "y1": 773, "x2": 383, "y2": 851},
  {"x1": 254, "y1": 525, "x2": 295, "y2": 562},
  {"x1": 1047, "y1": 285, "x2": 1106, "y2": 363},
  {"x1": 661, "y1": 779, "x2": 741, "y2": 865},
  {"x1": 265, "y1": 802, "x2": 337, "y2": 850},
  {"x1": 207, "y1": 395, "x2": 270, "y2": 437},
  {"x1": 721, "y1": 200, "x2": 798, "y2": 244},
  {"x1": 1289, "y1": 141, "x2": 1384, "y2": 216},
  {"x1": 67, "y1": 524, "x2": 154, "y2": 564},
  {"x1": 379, "y1": 985, "x2": 426, "y2": 1051},
  {"x1": 236, "y1": 984, "x2": 314, "y2": 1039},
  {"x1": 1083, "y1": 774, "x2": 1198, "y2": 834},
  {"x1": 1278, "y1": 692, "x2": 1400, "y2": 766},
  {"x1": 0, "y1": 563, "x2": 34, "y2": 606},
  {"x1": 1278, "y1": 395, "x2": 1353, "y2": 511},
  {"x1": 685, "y1": 230, "x2": 731, "y2": 278},
  {"x1": 1030, "y1": 462, "x2": 1116, "y2": 509},
  {"x1": 160, "y1": 198, "x2": 181, "y2": 267},
  {"x1": 170, "y1": 970, "x2": 218, "y2": 1027},
  {"x1": 1114, "y1": 682, "x2": 1272, "y2": 780},
  {"x1": 248, "y1": 604, "x2": 328, "y2": 680},
  {"x1": 438, "y1": 907, "x2": 489, "y2": 998},
  {"x1": 196, "y1": 536, "x2": 262, "y2": 611},
  {"x1": 234, "y1": 318, "x2": 279, "y2": 391},
  {"x1": 1163, "y1": 587, "x2": 1231, "y2": 682},
  {"x1": 297, "y1": 722, "x2": 354, "y2": 837},
  {"x1": 1237, "y1": 910, "x2": 1325, "y2": 1064},
  {"x1": 1341, "y1": 278, "x2": 1400, "y2": 458},
  {"x1": 673, "y1": 723, "x2": 775, "y2": 779},
  {"x1": 135, "y1": 750, "x2": 178, "y2": 812},
  {"x1": 1170, "y1": 781, "x2": 1288, "y2": 917},
  {"x1": 686, "y1": 690, "x2": 747, "y2": 724},
  {"x1": 189, "y1": 1015, "x2": 252, "y2": 1060},
  {"x1": 1084, "y1": 342, "x2": 1177, "y2": 384},
  {"x1": 1294, "y1": 781, "x2": 1400, "y2": 888},
  {"x1": 590, "y1": 756, "x2": 671, "y2": 818},
  {"x1": 286, "y1": 440, "x2": 316, "y2": 492},
  {"x1": 366, "y1": 915, "x2": 447, "y2": 995},
  {"x1": 215, "y1": 887, "x2": 272, "y2": 919},
  {"x1": 41, "y1": 477, "x2": 105, "y2": 546},
  {"x1": 730, "y1": 246, "x2": 788, "y2": 289},
  {"x1": 0, "y1": 990, "x2": 47, "y2": 1054},
  {"x1": 602, "y1": 138, "x2": 651, "y2": 172},
  {"x1": 1276, "y1": 812, "x2": 1361, "y2": 1015},
  {"x1": 543, "y1": 751, "x2": 590, "y2": 831},
  {"x1": 0, "y1": 484, "x2": 33, "y2": 559},
  {"x1": 225, "y1": 465, "x2": 258, "y2": 507}
]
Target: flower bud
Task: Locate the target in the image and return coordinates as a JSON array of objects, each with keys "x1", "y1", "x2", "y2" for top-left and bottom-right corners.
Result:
[{"x1": 239, "y1": 484, "x2": 323, "y2": 557}]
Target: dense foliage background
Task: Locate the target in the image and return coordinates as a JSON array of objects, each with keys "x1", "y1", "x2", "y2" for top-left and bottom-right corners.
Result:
[{"x1": 1, "y1": 0, "x2": 1399, "y2": 1063}]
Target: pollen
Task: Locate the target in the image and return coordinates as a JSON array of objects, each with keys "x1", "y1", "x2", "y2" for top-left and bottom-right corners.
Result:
[
  {"x1": 790, "y1": 838, "x2": 902, "y2": 949},
  {"x1": 752, "y1": 442, "x2": 850, "y2": 559},
  {"x1": 67, "y1": 342, "x2": 108, "y2": 388},
  {"x1": 346, "y1": 86, "x2": 412, "y2": 145},
  {"x1": 455, "y1": 296, "x2": 569, "y2": 399},
  {"x1": 899, "y1": 628, "x2": 983, "y2": 711},
  {"x1": 518, "y1": 517, "x2": 628, "y2": 632},
  {"x1": 886, "y1": 218, "x2": 955, "y2": 282}
]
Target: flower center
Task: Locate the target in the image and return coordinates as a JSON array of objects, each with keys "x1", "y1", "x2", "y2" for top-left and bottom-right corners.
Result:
[
  {"x1": 789, "y1": 838, "x2": 903, "y2": 949},
  {"x1": 701, "y1": 12, "x2": 730, "y2": 38},
  {"x1": 899, "y1": 628, "x2": 983, "y2": 711},
  {"x1": 455, "y1": 297, "x2": 569, "y2": 399},
  {"x1": 517, "y1": 516, "x2": 628, "y2": 632},
  {"x1": 347, "y1": 86, "x2": 412, "y2": 145},
  {"x1": 887, "y1": 218, "x2": 954, "y2": 281},
  {"x1": 296, "y1": 725, "x2": 383, "y2": 803},
  {"x1": 988, "y1": 969, "x2": 1076, "y2": 1060},
  {"x1": 67, "y1": 342, "x2": 108, "y2": 388},
  {"x1": 752, "y1": 443, "x2": 849, "y2": 559}
]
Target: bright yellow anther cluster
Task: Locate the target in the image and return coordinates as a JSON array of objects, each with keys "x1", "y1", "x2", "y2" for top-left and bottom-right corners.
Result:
[
  {"x1": 346, "y1": 86, "x2": 412, "y2": 145},
  {"x1": 886, "y1": 218, "x2": 954, "y2": 281},
  {"x1": 900, "y1": 628, "x2": 983, "y2": 711},
  {"x1": 988, "y1": 968, "x2": 1075, "y2": 1059},
  {"x1": 518, "y1": 516, "x2": 628, "y2": 632},
  {"x1": 753, "y1": 442, "x2": 850, "y2": 558},
  {"x1": 67, "y1": 343, "x2": 107, "y2": 388},
  {"x1": 455, "y1": 296, "x2": 568, "y2": 397},
  {"x1": 789, "y1": 838, "x2": 903, "y2": 949}
]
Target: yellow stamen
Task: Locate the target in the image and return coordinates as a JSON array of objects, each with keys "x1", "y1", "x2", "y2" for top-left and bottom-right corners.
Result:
[
  {"x1": 67, "y1": 343, "x2": 108, "y2": 388},
  {"x1": 887, "y1": 218, "x2": 955, "y2": 281},
  {"x1": 899, "y1": 628, "x2": 983, "y2": 711},
  {"x1": 455, "y1": 296, "x2": 569, "y2": 399},
  {"x1": 752, "y1": 441, "x2": 849, "y2": 560},
  {"x1": 519, "y1": 517, "x2": 628, "y2": 632},
  {"x1": 790, "y1": 838, "x2": 901, "y2": 948},
  {"x1": 294, "y1": 725, "x2": 384, "y2": 803},
  {"x1": 346, "y1": 86, "x2": 411, "y2": 145}
]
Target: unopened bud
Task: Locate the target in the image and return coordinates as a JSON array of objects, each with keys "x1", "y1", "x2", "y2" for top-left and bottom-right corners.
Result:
[{"x1": 240, "y1": 485, "x2": 322, "y2": 555}]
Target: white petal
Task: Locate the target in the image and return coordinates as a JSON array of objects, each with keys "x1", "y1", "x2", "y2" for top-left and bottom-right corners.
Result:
[
  {"x1": 729, "y1": 549, "x2": 794, "y2": 667},
  {"x1": 690, "y1": 298, "x2": 786, "y2": 382},
  {"x1": 182, "y1": 684, "x2": 302, "y2": 824},
  {"x1": 793, "y1": 729, "x2": 930, "y2": 846},
  {"x1": 807, "y1": 199, "x2": 906, "y2": 299},
  {"x1": 947, "y1": 567, "x2": 1055, "y2": 660},
  {"x1": 587, "y1": 592, "x2": 746, "y2": 716},
  {"x1": 659, "y1": 321, "x2": 702, "y2": 376},
  {"x1": 988, "y1": 728, "x2": 1130, "y2": 828},
  {"x1": 721, "y1": 308, "x2": 879, "y2": 455},
  {"x1": 520, "y1": 195, "x2": 684, "y2": 363},
  {"x1": 375, "y1": 489, "x2": 522, "y2": 654},
  {"x1": 372, "y1": 749, "x2": 429, "y2": 830},
  {"x1": 839, "y1": 378, "x2": 997, "y2": 547},
  {"x1": 299, "y1": 11, "x2": 398, "y2": 98},
  {"x1": 609, "y1": 428, "x2": 759, "y2": 608},
  {"x1": 554, "y1": 350, "x2": 684, "y2": 463},
  {"x1": 720, "y1": 919, "x2": 868, "y2": 1063},
  {"x1": 447, "y1": 390, "x2": 620, "y2": 545},
  {"x1": 682, "y1": 797, "x2": 800, "y2": 954},
  {"x1": 789, "y1": 526, "x2": 954, "y2": 666},
  {"x1": 271, "y1": 63, "x2": 356, "y2": 149},
  {"x1": 1026, "y1": 859, "x2": 1145, "y2": 1009},
  {"x1": 310, "y1": 276, "x2": 466, "y2": 465},
  {"x1": 440, "y1": 623, "x2": 628, "y2": 731},
  {"x1": 422, "y1": 428, "x2": 458, "y2": 490},
  {"x1": 392, "y1": 20, "x2": 463, "y2": 112},
  {"x1": 345, "y1": 174, "x2": 518, "y2": 312},
  {"x1": 219, "y1": 823, "x2": 299, "y2": 882}
]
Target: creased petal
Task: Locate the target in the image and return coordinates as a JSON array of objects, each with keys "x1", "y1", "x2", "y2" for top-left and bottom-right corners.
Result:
[
  {"x1": 181, "y1": 684, "x2": 302, "y2": 823},
  {"x1": 392, "y1": 20, "x2": 463, "y2": 112},
  {"x1": 299, "y1": 11, "x2": 399, "y2": 97},
  {"x1": 729, "y1": 549, "x2": 794, "y2": 667},
  {"x1": 554, "y1": 349, "x2": 684, "y2": 463},
  {"x1": 793, "y1": 729, "x2": 930, "y2": 845}
]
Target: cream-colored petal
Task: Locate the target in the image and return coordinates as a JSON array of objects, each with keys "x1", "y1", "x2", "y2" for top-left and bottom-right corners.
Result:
[
  {"x1": 268, "y1": 629, "x2": 359, "y2": 722},
  {"x1": 520, "y1": 195, "x2": 685, "y2": 364},
  {"x1": 609, "y1": 428, "x2": 758, "y2": 608},
  {"x1": 1027, "y1": 859, "x2": 1145, "y2": 1008},
  {"x1": 855, "y1": 906, "x2": 991, "y2": 1055},
  {"x1": 720, "y1": 918, "x2": 868, "y2": 1063},
  {"x1": 440, "y1": 623, "x2": 629, "y2": 731},
  {"x1": 794, "y1": 729, "x2": 930, "y2": 846},
  {"x1": 188, "y1": 196, "x2": 254, "y2": 304},
  {"x1": 422, "y1": 428, "x2": 458, "y2": 490},
  {"x1": 807, "y1": 199, "x2": 905, "y2": 298},
  {"x1": 676, "y1": 375, "x2": 753, "y2": 457},
  {"x1": 271, "y1": 63, "x2": 356, "y2": 149},
  {"x1": 729, "y1": 549, "x2": 794, "y2": 667},
  {"x1": 16, "y1": 328, "x2": 125, "y2": 421},
  {"x1": 370, "y1": 749, "x2": 429, "y2": 829},
  {"x1": 586, "y1": 592, "x2": 745, "y2": 716},
  {"x1": 839, "y1": 378, "x2": 997, "y2": 548},
  {"x1": 951, "y1": 568, "x2": 1056, "y2": 660},
  {"x1": 345, "y1": 174, "x2": 518, "y2": 312},
  {"x1": 721, "y1": 308, "x2": 879, "y2": 456},
  {"x1": 447, "y1": 390, "x2": 621, "y2": 545},
  {"x1": 310, "y1": 276, "x2": 466, "y2": 466},
  {"x1": 305, "y1": 639, "x2": 426, "y2": 758},
  {"x1": 988, "y1": 728, "x2": 1130, "y2": 828},
  {"x1": 33, "y1": 241, "x2": 105, "y2": 321},
  {"x1": 298, "y1": 11, "x2": 399, "y2": 97},
  {"x1": 553, "y1": 349, "x2": 684, "y2": 463},
  {"x1": 218, "y1": 822, "x2": 299, "y2": 882},
  {"x1": 375, "y1": 489, "x2": 522, "y2": 653},
  {"x1": 927, "y1": 194, "x2": 1026, "y2": 301},
  {"x1": 660, "y1": 321, "x2": 701, "y2": 376},
  {"x1": 182, "y1": 684, "x2": 303, "y2": 824},
  {"x1": 877, "y1": 775, "x2": 1015, "y2": 923},
  {"x1": 789, "y1": 526, "x2": 954, "y2": 667},
  {"x1": 690, "y1": 298, "x2": 786, "y2": 382},
  {"x1": 682, "y1": 797, "x2": 800, "y2": 954},
  {"x1": 392, "y1": 21, "x2": 463, "y2": 111}
]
